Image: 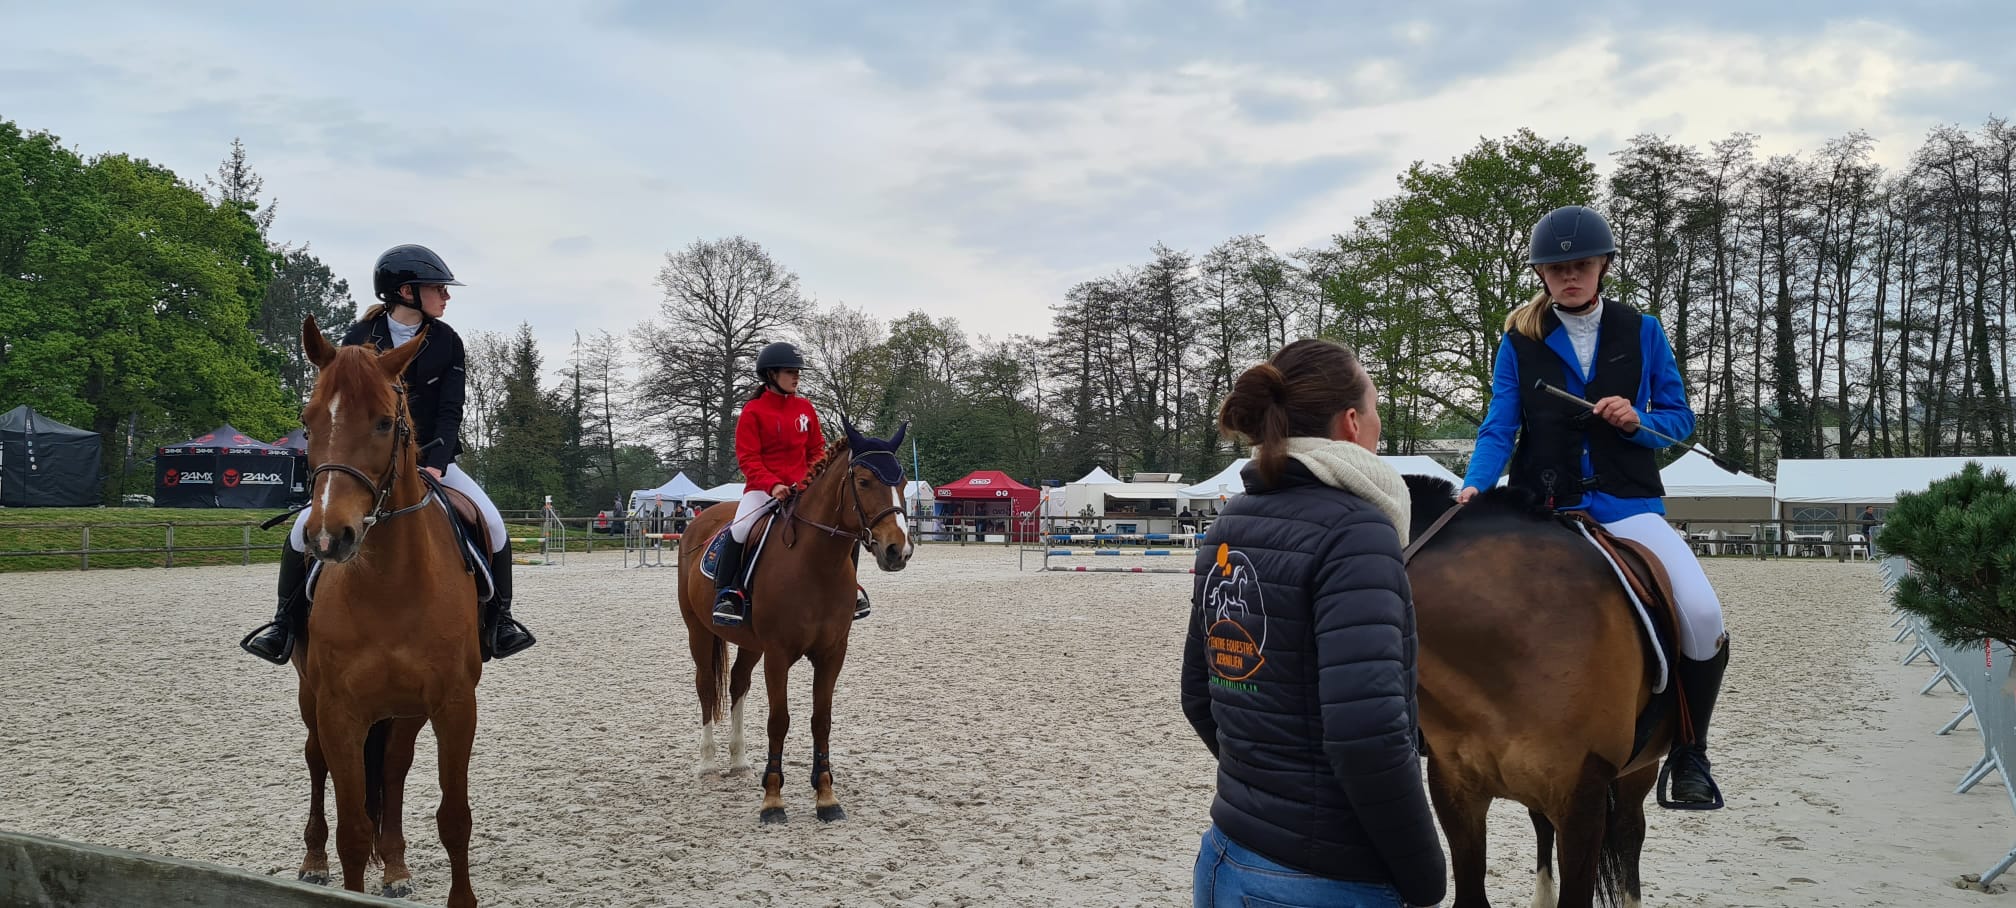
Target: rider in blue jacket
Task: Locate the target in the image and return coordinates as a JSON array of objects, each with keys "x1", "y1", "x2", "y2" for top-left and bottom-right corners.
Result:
[{"x1": 1460, "y1": 205, "x2": 1730, "y2": 809}]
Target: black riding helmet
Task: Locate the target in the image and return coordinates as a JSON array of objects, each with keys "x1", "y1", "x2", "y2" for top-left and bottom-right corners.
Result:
[
  {"x1": 1527, "y1": 206, "x2": 1618, "y2": 266},
  {"x1": 373, "y1": 244, "x2": 465, "y2": 309},
  {"x1": 755, "y1": 342, "x2": 806, "y2": 391},
  {"x1": 1528, "y1": 206, "x2": 1618, "y2": 307}
]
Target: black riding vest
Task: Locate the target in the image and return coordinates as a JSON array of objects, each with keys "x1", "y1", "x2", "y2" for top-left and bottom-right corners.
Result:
[{"x1": 1507, "y1": 300, "x2": 1664, "y2": 508}]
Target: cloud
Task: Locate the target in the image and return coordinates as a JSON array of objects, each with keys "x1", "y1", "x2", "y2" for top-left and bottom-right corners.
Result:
[{"x1": 2, "y1": 2, "x2": 2009, "y2": 379}]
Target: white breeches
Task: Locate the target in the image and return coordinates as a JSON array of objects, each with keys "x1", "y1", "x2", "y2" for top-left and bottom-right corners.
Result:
[
  {"x1": 1600, "y1": 511, "x2": 1727, "y2": 661},
  {"x1": 730, "y1": 490, "x2": 776, "y2": 544},
  {"x1": 292, "y1": 462, "x2": 507, "y2": 553}
]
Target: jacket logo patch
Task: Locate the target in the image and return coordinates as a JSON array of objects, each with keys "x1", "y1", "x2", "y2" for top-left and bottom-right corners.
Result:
[
  {"x1": 1204, "y1": 544, "x2": 1266, "y2": 685},
  {"x1": 797, "y1": 414, "x2": 809, "y2": 433}
]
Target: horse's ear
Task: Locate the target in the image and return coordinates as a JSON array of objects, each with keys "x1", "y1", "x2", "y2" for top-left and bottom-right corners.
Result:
[
  {"x1": 376, "y1": 326, "x2": 427, "y2": 379},
  {"x1": 303, "y1": 315, "x2": 336, "y2": 369},
  {"x1": 890, "y1": 420, "x2": 909, "y2": 451},
  {"x1": 842, "y1": 416, "x2": 866, "y2": 451}
]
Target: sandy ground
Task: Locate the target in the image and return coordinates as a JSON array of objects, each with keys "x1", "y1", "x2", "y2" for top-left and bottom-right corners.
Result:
[{"x1": 0, "y1": 544, "x2": 2009, "y2": 907}]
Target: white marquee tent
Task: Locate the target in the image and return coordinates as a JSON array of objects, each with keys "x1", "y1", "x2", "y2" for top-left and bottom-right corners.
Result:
[
  {"x1": 626, "y1": 472, "x2": 705, "y2": 514},
  {"x1": 689, "y1": 481, "x2": 746, "y2": 504},
  {"x1": 1178, "y1": 459, "x2": 1250, "y2": 501},
  {"x1": 1382, "y1": 455, "x2": 1462, "y2": 487},
  {"x1": 1774, "y1": 457, "x2": 2016, "y2": 505},
  {"x1": 1660, "y1": 450, "x2": 1774, "y2": 498},
  {"x1": 1045, "y1": 466, "x2": 1125, "y2": 517}
]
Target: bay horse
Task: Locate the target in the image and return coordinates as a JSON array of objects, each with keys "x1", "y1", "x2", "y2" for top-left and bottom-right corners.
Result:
[
  {"x1": 1403, "y1": 476, "x2": 1679, "y2": 908},
  {"x1": 675, "y1": 420, "x2": 914, "y2": 824},
  {"x1": 291, "y1": 315, "x2": 484, "y2": 907}
]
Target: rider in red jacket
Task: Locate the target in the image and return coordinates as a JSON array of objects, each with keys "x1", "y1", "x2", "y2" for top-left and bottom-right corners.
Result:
[{"x1": 712, "y1": 342, "x2": 872, "y2": 626}]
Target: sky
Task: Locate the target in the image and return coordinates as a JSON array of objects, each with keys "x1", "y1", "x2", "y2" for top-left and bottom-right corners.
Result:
[{"x1": 5, "y1": 1, "x2": 2013, "y2": 373}]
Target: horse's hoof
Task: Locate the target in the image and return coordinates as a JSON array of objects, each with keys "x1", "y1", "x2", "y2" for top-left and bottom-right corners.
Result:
[
  {"x1": 727, "y1": 764, "x2": 752, "y2": 778},
  {"x1": 759, "y1": 807, "x2": 788, "y2": 825},
  {"x1": 381, "y1": 879, "x2": 413, "y2": 899},
  {"x1": 817, "y1": 804, "x2": 847, "y2": 823},
  {"x1": 297, "y1": 871, "x2": 329, "y2": 886}
]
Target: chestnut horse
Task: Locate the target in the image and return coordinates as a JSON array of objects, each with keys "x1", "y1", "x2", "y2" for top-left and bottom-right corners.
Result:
[
  {"x1": 1404, "y1": 476, "x2": 1675, "y2": 908},
  {"x1": 676, "y1": 420, "x2": 914, "y2": 824},
  {"x1": 291, "y1": 315, "x2": 484, "y2": 907}
]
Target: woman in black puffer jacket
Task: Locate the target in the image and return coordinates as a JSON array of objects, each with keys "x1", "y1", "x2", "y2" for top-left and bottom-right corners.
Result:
[{"x1": 1182, "y1": 339, "x2": 1446, "y2": 908}]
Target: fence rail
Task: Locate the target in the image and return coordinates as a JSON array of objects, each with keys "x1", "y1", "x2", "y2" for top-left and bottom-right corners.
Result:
[{"x1": 1886, "y1": 555, "x2": 2016, "y2": 887}]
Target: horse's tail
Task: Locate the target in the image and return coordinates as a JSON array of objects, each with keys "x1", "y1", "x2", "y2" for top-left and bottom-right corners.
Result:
[
  {"x1": 363, "y1": 718, "x2": 392, "y2": 837},
  {"x1": 1595, "y1": 782, "x2": 1630, "y2": 908}
]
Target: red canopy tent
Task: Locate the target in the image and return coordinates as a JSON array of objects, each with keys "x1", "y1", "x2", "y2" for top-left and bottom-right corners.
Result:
[{"x1": 934, "y1": 470, "x2": 1042, "y2": 542}]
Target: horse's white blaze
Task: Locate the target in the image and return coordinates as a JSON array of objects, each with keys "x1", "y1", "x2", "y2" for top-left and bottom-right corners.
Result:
[
  {"x1": 1533, "y1": 865, "x2": 1556, "y2": 908},
  {"x1": 312, "y1": 393, "x2": 341, "y2": 540},
  {"x1": 886, "y1": 484, "x2": 910, "y2": 549}
]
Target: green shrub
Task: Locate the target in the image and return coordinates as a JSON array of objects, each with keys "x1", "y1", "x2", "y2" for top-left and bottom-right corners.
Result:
[{"x1": 1882, "y1": 462, "x2": 2016, "y2": 650}]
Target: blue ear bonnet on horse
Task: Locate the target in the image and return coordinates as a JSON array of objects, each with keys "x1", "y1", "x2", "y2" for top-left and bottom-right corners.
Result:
[{"x1": 842, "y1": 419, "x2": 908, "y2": 486}]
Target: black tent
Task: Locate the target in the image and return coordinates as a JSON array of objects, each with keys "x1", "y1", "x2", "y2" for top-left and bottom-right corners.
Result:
[
  {"x1": 0, "y1": 405, "x2": 103, "y2": 507},
  {"x1": 154, "y1": 424, "x2": 296, "y2": 509},
  {"x1": 270, "y1": 428, "x2": 309, "y2": 506}
]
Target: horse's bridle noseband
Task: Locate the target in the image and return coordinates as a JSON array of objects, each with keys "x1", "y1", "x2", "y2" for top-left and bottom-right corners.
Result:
[{"x1": 308, "y1": 384, "x2": 433, "y2": 544}]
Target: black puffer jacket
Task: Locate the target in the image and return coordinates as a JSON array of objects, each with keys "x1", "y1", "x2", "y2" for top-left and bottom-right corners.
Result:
[
  {"x1": 1181, "y1": 459, "x2": 1446, "y2": 907},
  {"x1": 342, "y1": 311, "x2": 466, "y2": 473}
]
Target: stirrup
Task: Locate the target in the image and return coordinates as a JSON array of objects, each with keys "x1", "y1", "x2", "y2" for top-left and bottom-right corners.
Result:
[
  {"x1": 240, "y1": 623, "x2": 294, "y2": 665},
  {"x1": 853, "y1": 588, "x2": 871, "y2": 621},
  {"x1": 712, "y1": 590, "x2": 747, "y2": 627},
  {"x1": 1656, "y1": 749, "x2": 1725, "y2": 810}
]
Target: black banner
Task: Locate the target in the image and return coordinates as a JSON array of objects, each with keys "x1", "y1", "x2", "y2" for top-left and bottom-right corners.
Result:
[{"x1": 215, "y1": 453, "x2": 295, "y2": 509}]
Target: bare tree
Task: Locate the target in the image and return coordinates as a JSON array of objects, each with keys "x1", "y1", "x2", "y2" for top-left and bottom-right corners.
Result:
[
  {"x1": 799, "y1": 302, "x2": 888, "y2": 427},
  {"x1": 633, "y1": 237, "x2": 810, "y2": 483}
]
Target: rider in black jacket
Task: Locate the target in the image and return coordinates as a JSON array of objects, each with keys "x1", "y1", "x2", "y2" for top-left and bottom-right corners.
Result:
[{"x1": 241, "y1": 244, "x2": 535, "y2": 665}]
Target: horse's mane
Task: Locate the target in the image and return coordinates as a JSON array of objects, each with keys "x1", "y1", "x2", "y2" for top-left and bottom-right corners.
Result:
[
  {"x1": 803, "y1": 435, "x2": 850, "y2": 484},
  {"x1": 1402, "y1": 473, "x2": 1561, "y2": 544},
  {"x1": 317, "y1": 345, "x2": 400, "y2": 410}
]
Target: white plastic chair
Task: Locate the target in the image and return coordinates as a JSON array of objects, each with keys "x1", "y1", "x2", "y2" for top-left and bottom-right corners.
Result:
[{"x1": 1848, "y1": 533, "x2": 1869, "y2": 561}]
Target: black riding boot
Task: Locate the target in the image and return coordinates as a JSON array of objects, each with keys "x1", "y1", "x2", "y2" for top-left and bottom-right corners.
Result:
[
  {"x1": 482, "y1": 547, "x2": 536, "y2": 661},
  {"x1": 1663, "y1": 639, "x2": 1730, "y2": 809},
  {"x1": 241, "y1": 547, "x2": 311, "y2": 665},
  {"x1": 849, "y1": 545, "x2": 870, "y2": 621},
  {"x1": 712, "y1": 537, "x2": 750, "y2": 627}
]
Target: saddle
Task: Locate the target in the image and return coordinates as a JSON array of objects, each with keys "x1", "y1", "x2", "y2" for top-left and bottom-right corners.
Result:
[
  {"x1": 1561, "y1": 512, "x2": 1699, "y2": 763},
  {"x1": 700, "y1": 510, "x2": 779, "y2": 592}
]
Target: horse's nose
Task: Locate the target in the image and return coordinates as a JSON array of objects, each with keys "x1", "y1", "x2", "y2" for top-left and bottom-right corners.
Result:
[{"x1": 312, "y1": 526, "x2": 358, "y2": 563}]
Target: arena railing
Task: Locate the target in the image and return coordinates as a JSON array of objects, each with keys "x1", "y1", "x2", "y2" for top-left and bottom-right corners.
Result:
[{"x1": 1886, "y1": 555, "x2": 2016, "y2": 887}]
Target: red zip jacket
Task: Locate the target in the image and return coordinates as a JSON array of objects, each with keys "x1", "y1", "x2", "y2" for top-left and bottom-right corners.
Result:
[{"x1": 736, "y1": 389, "x2": 825, "y2": 493}]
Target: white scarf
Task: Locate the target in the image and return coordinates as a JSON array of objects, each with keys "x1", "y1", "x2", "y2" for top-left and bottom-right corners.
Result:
[{"x1": 1281, "y1": 437, "x2": 1412, "y2": 546}]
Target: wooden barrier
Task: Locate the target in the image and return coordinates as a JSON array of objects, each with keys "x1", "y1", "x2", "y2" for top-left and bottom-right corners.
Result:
[{"x1": 0, "y1": 828, "x2": 393, "y2": 906}]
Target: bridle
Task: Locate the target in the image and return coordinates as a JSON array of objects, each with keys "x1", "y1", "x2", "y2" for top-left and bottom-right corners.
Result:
[
  {"x1": 785, "y1": 449, "x2": 907, "y2": 548},
  {"x1": 308, "y1": 383, "x2": 433, "y2": 544}
]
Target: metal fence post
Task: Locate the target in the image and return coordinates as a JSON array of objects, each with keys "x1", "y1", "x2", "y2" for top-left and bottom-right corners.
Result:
[
  {"x1": 80, "y1": 526, "x2": 90, "y2": 571},
  {"x1": 243, "y1": 525, "x2": 252, "y2": 565},
  {"x1": 165, "y1": 523, "x2": 174, "y2": 568}
]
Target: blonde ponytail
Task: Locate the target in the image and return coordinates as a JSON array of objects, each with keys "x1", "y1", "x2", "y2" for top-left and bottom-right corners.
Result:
[{"x1": 1504, "y1": 290, "x2": 1552, "y2": 341}]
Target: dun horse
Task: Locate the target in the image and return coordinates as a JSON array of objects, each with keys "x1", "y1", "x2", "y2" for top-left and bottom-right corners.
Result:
[
  {"x1": 676, "y1": 420, "x2": 914, "y2": 824},
  {"x1": 1404, "y1": 475, "x2": 1683, "y2": 908},
  {"x1": 290, "y1": 315, "x2": 486, "y2": 907}
]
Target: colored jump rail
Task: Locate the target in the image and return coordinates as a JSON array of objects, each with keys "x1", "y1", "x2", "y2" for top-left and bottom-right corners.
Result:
[
  {"x1": 1046, "y1": 549, "x2": 1177, "y2": 556},
  {"x1": 1045, "y1": 565, "x2": 1196, "y2": 574},
  {"x1": 1047, "y1": 533, "x2": 1204, "y2": 542}
]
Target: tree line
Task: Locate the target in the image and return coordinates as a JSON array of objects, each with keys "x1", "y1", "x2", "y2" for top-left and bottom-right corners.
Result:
[
  {"x1": 621, "y1": 120, "x2": 2016, "y2": 491},
  {"x1": 9, "y1": 116, "x2": 2015, "y2": 510}
]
